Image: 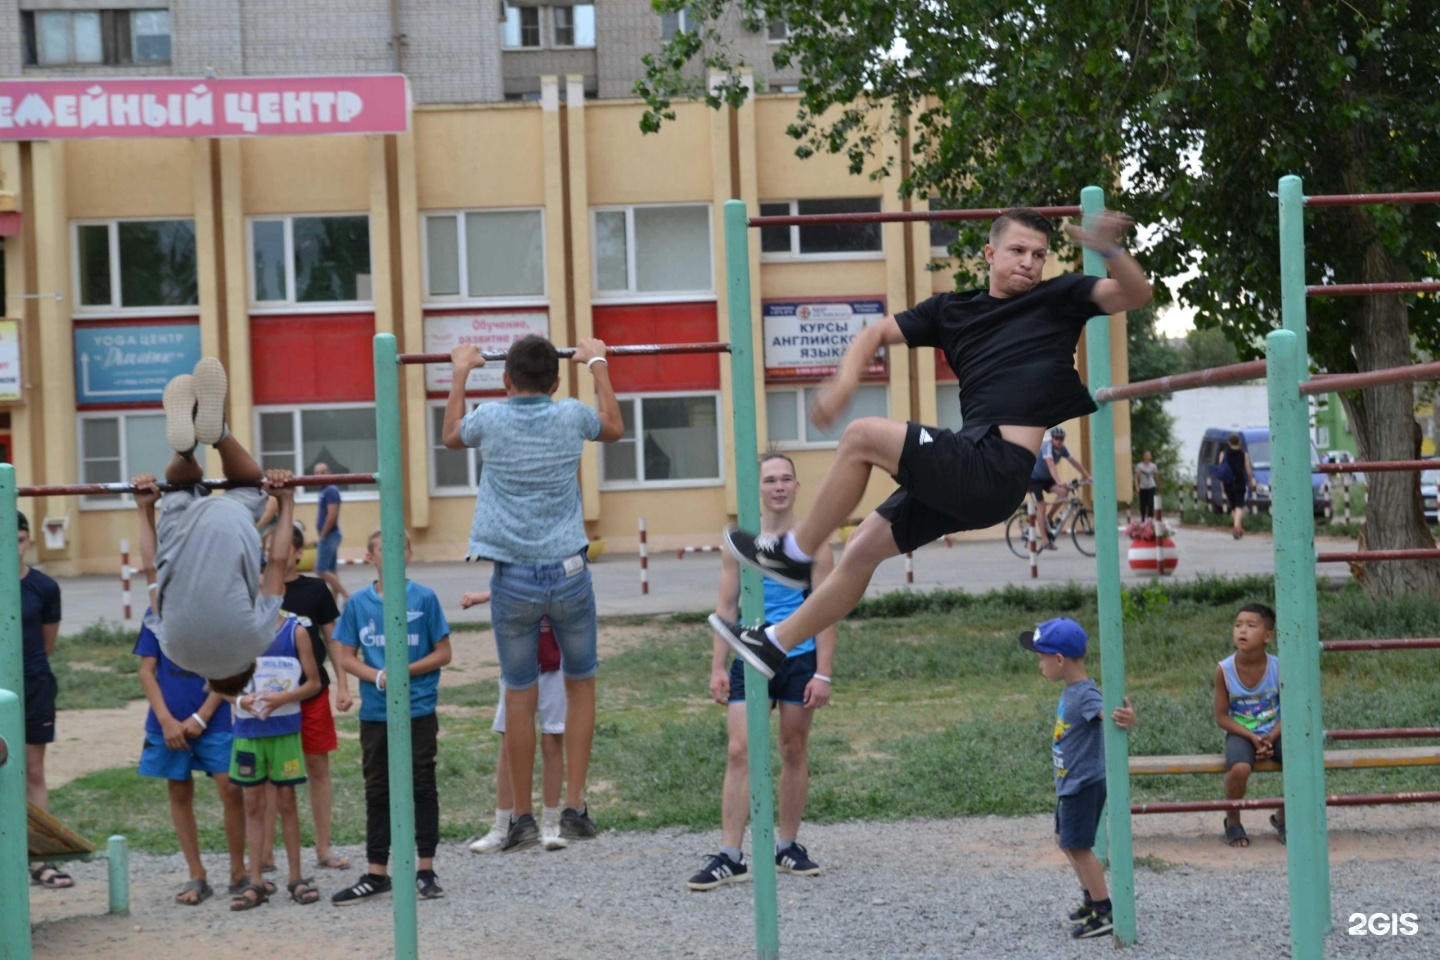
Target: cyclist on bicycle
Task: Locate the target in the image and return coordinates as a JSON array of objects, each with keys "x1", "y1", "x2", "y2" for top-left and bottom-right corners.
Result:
[{"x1": 1029, "y1": 427, "x2": 1092, "y2": 542}]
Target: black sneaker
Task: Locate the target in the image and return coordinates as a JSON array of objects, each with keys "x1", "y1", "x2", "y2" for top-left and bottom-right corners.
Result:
[
  {"x1": 1067, "y1": 902, "x2": 1094, "y2": 923},
  {"x1": 775, "y1": 841, "x2": 820, "y2": 877},
  {"x1": 330, "y1": 872, "x2": 392, "y2": 906},
  {"x1": 708, "y1": 615, "x2": 785, "y2": 680},
  {"x1": 724, "y1": 527, "x2": 812, "y2": 590},
  {"x1": 416, "y1": 869, "x2": 444, "y2": 900},
  {"x1": 1072, "y1": 910, "x2": 1113, "y2": 939},
  {"x1": 687, "y1": 852, "x2": 750, "y2": 891},
  {"x1": 560, "y1": 805, "x2": 598, "y2": 840},
  {"x1": 501, "y1": 813, "x2": 540, "y2": 853}
]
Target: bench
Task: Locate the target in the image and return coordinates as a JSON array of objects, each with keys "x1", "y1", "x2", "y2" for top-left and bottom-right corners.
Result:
[
  {"x1": 1129, "y1": 745, "x2": 1440, "y2": 776},
  {"x1": 27, "y1": 801, "x2": 129, "y2": 914}
]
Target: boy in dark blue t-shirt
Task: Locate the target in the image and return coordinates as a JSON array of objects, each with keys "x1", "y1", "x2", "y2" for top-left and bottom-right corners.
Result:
[{"x1": 1020, "y1": 618, "x2": 1136, "y2": 941}]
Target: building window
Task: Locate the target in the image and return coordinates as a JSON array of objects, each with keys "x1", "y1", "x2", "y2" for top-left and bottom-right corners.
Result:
[
  {"x1": 553, "y1": 5, "x2": 595, "y2": 47},
  {"x1": 659, "y1": 7, "x2": 697, "y2": 41},
  {"x1": 256, "y1": 405, "x2": 379, "y2": 498},
  {"x1": 759, "y1": 199, "x2": 883, "y2": 259},
  {"x1": 592, "y1": 204, "x2": 712, "y2": 299},
  {"x1": 78, "y1": 411, "x2": 198, "y2": 507},
  {"x1": 928, "y1": 199, "x2": 963, "y2": 257},
  {"x1": 766, "y1": 385, "x2": 889, "y2": 448},
  {"x1": 601, "y1": 393, "x2": 723, "y2": 488},
  {"x1": 250, "y1": 216, "x2": 372, "y2": 307},
  {"x1": 767, "y1": 19, "x2": 789, "y2": 42},
  {"x1": 22, "y1": 9, "x2": 170, "y2": 67},
  {"x1": 424, "y1": 210, "x2": 545, "y2": 302},
  {"x1": 74, "y1": 219, "x2": 198, "y2": 312},
  {"x1": 427, "y1": 400, "x2": 507, "y2": 496},
  {"x1": 934, "y1": 385, "x2": 964, "y2": 433},
  {"x1": 502, "y1": 3, "x2": 542, "y2": 48}
]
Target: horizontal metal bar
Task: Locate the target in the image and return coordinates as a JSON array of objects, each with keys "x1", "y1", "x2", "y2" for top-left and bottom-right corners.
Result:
[
  {"x1": 1305, "y1": 192, "x2": 1440, "y2": 207},
  {"x1": 1132, "y1": 791, "x2": 1440, "y2": 814},
  {"x1": 1300, "y1": 360, "x2": 1440, "y2": 395},
  {"x1": 1094, "y1": 359, "x2": 1267, "y2": 403},
  {"x1": 18, "y1": 473, "x2": 377, "y2": 497},
  {"x1": 1327, "y1": 728, "x2": 1440, "y2": 741},
  {"x1": 1314, "y1": 459, "x2": 1433, "y2": 474},
  {"x1": 1317, "y1": 548, "x2": 1440, "y2": 563},
  {"x1": 1322, "y1": 638, "x2": 1440, "y2": 651},
  {"x1": 747, "y1": 205, "x2": 1082, "y2": 228},
  {"x1": 397, "y1": 341, "x2": 731, "y2": 365},
  {"x1": 1307, "y1": 281, "x2": 1440, "y2": 297}
]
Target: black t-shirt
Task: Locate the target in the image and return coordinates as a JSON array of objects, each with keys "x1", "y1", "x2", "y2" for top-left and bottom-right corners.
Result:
[
  {"x1": 21, "y1": 569, "x2": 62, "y2": 679},
  {"x1": 896, "y1": 273, "x2": 1103, "y2": 428},
  {"x1": 282, "y1": 575, "x2": 341, "y2": 698}
]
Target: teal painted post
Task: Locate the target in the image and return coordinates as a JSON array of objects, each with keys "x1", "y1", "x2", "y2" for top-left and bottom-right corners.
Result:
[
  {"x1": 0, "y1": 690, "x2": 31, "y2": 960},
  {"x1": 1080, "y1": 186, "x2": 1136, "y2": 946},
  {"x1": 1266, "y1": 331, "x2": 1327, "y2": 960},
  {"x1": 373, "y1": 334, "x2": 418, "y2": 960},
  {"x1": 0, "y1": 465, "x2": 21, "y2": 726},
  {"x1": 724, "y1": 199, "x2": 781, "y2": 960},
  {"x1": 106, "y1": 836, "x2": 129, "y2": 915},
  {"x1": 1278, "y1": 176, "x2": 1309, "y2": 359}
]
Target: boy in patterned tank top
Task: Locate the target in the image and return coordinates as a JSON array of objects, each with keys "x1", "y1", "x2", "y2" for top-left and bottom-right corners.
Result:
[{"x1": 1213, "y1": 602, "x2": 1282, "y2": 848}]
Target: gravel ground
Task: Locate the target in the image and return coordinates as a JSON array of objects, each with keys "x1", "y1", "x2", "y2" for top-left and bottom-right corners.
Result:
[{"x1": 28, "y1": 809, "x2": 1440, "y2": 959}]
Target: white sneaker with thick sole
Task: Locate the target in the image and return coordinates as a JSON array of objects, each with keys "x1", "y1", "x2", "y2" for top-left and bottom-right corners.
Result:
[
  {"x1": 162, "y1": 374, "x2": 197, "y2": 454},
  {"x1": 467, "y1": 827, "x2": 506, "y2": 854},
  {"x1": 190, "y1": 357, "x2": 228, "y2": 446},
  {"x1": 541, "y1": 823, "x2": 569, "y2": 851}
]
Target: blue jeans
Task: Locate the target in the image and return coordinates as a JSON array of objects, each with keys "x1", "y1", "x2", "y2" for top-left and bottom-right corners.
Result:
[
  {"x1": 489, "y1": 556, "x2": 598, "y2": 689},
  {"x1": 315, "y1": 530, "x2": 343, "y2": 573}
]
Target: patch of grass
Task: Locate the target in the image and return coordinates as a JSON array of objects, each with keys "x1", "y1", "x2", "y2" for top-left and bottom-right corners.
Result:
[
  {"x1": 51, "y1": 620, "x2": 143, "y2": 710},
  {"x1": 1134, "y1": 853, "x2": 1177, "y2": 873}
]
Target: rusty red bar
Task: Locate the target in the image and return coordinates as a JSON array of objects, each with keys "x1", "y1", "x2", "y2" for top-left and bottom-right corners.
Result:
[
  {"x1": 1326, "y1": 728, "x2": 1440, "y2": 740},
  {"x1": 1322, "y1": 638, "x2": 1440, "y2": 651},
  {"x1": 1317, "y1": 549, "x2": 1440, "y2": 563},
  {"x1": 1094, "y1": 359, "x2": 1267, "y2": 403},
  {"x1": 1315, "y1": 459, "x2": 1433, "y2": 474},
  {"x1": 1300, "y1": 360, "x2": 1440, "y2": 395},
  {"x1": 1304, "y1": 192, "x2": 1440, "y2": 207},
  {"x1": 747, "y1": 206, "x2": 1082, "y2": 228},
  {"x1": 1131, "y1": 791, "x2": 1440, "y2": 814},
  {"x1": 18, "y1": 474, "x2": 377, "y2": 497},
  {"x1": 1307, "y1": 281, "x2": 1440, "y2": 297},
  {"x1": 398, "y1": 341, "x2": 731, "y2": 365}
]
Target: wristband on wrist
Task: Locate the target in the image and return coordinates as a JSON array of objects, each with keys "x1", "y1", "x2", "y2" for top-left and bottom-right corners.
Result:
[
  {"x1": 190, "y1": 713, "x2": 207, "y2": 730},
  {"x1": 812, "y1": 673, "x2": 832, "y2": 684},
  {"x1": 586, "y1": 356, "x2": 608, "y2": 370},
  {"x1": 375, "y1": 669, "x2": 386, "y2": 691}
]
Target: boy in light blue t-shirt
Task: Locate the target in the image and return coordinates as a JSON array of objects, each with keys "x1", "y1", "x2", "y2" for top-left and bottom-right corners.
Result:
[{"x1": 332, "y1": 528, "x2": 452, "y2": 905}]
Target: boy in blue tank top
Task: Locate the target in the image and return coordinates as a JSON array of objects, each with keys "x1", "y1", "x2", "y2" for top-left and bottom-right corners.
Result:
[
  {"x1": 1213, "y1": 602, "x2": 1282, "y2": 847},
  {"x1": 228, "y1": 613, "x2": 321, "y2": 910}
]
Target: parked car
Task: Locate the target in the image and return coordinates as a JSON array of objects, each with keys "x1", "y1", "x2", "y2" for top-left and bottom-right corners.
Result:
[
  {"x1": 1196, "y1": 427, "x2": 1332, "y2": 518},
  {"x1": 1422, "y1": 467, "x2": 1438, "y2": 524}
]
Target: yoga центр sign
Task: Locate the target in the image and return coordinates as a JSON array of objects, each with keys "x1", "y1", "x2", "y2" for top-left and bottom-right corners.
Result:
[
  {"x1": 73, "y1": 323, "x2": 201, "y2": 405},
  {"x1": 0, "y1": 75, "x2": 410, "y2": 140}
]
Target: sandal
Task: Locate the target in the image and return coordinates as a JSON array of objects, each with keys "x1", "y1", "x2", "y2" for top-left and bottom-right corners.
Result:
[
  {"x1": 30, "y1": 863, "x2": 74, "y2": 889},
  {"x1": 229, "y1": 881, "x2": 269, "y2": 911},
  {"x1": 316, "y1": 854, "x2": 351, "y2": 870},
  {"x1": 1223, "y1": 819, "x2": 1250, "y2": 848},
  {"x1": 1270, "y1": 814, "x2": 1287, "y2": 844},
  {"x1": 288, "y1": 877, "x2": 321, "y2": 905},
  {"x1": 175, "y1": 878, "x2": 213, "y2": 906}
]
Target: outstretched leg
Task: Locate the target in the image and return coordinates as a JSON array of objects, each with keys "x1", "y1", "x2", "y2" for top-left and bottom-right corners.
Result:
[
  {"x1": 791, "y1": 418, "x2": 906, "y2": 556},
  {"x1": 775, "y1": 514, "x2": 900, "y2": 648}
]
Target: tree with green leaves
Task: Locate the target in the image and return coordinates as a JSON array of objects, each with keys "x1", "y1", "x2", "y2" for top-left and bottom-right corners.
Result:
[
  {"x1": 639, "y1": 0, "x2": 1440, "y2": 596},
  {"x1": 1127, "y1": 305, "x2": 1183, "y2": 486}
]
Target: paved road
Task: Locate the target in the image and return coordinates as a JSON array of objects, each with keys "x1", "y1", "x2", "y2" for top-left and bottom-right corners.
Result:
[{"x1": 51, "y1": 525, "x2": 1346, "y2": 631}]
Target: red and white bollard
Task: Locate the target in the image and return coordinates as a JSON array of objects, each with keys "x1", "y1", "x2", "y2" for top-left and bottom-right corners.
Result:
[
  {"x1": 676, "y1": 545, "x2": 721, "y2": 559},
  {"x1": 638, "y1": 516, "x2": 649, "y2": 595},
  {"x1": 1028, "y1": 498, "x2": 1039, "y2": 580},
  {"x1": 905, "y1": 551, "x2": 914, "y2": 584},
  {"x1": 1342, "y1": 475, "x2": 1352, "y2": 524},
  {"x1": 120, "y1": 538, "x2": 132, "y2": 621},
  {"x1": 1153, "y1": 496, "x2": 1166, "y2": 574}
]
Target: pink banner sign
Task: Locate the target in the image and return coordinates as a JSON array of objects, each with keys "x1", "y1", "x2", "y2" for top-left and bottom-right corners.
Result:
[{"x1": 0, "y1": 75, "x2": 410, "y2": 140}]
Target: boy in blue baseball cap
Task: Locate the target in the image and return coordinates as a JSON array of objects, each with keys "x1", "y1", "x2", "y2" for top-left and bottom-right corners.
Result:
[{"x1": 1019, "y1": 617, "x2": 1135, "y2": 940}]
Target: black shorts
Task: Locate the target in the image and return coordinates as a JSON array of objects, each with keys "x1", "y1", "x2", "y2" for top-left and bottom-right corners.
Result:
[
  {"x1": 1225, "y1": 732, "x2": 1282, "y2": 769},
  {"x1": 877, "y1": 422, "x2": 1036, "y2": 553},
  {"x1": 728, "y1": 649, "x2": 817, "y2": 706},
  {"x1": 1055, "y1": 778, "x2": 1107, "y2": 851},
  {"x1": 1029, "y1": 479, "x2": 1055, "y2": 501},
  {"x1": 1224, "y1": 482, "x2": 1248, "y2": 511},
  {"x1": 25, "y1": 671, "x2": 57, "y2": 745}
]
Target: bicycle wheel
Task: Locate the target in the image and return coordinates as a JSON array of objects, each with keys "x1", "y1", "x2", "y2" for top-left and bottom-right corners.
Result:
[
  {"x1": 1004, "y1": 511, "x2": 1031, "y2": 559},
  {"x1": 1070, "y1": 509, "x2": 1096, "y2": 557}
]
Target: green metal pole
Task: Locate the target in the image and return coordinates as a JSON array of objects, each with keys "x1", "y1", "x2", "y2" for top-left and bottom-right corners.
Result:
[
  {"x1": 374, "y1": 333, "x2": 418, "y2": 960},
  {"x1": 1080, "y1": 185, "x2": 1135, "y2": 946},
  {"x1": 725, "y1": 198, "x2": 781, "y2": 960},
  {"x1": 0, "y1": 465, "x2": 32, "y2": 960},
  {"x1": 1266, "y1": 330, "x2": 1326, "y2": 960},
  {"x1": 106, "y1": 835, "x2": 129, "y2": 915}
]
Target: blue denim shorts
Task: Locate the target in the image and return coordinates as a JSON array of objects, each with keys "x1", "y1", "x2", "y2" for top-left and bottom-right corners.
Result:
[
  {"x1": 138, "y1": 727, "x2": 235, "y2": 781},
  {"x1": 490, "y1": 556, "x2": 597, "y2": 689},
  {"x1": 314, "y1": 530, "x2": 343, "y2": 573}
]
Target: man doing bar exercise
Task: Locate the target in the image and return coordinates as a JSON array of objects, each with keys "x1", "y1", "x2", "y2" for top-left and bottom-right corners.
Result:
[{"x1": 716, "y1": 208, "x2": 1153, "y2": 675}]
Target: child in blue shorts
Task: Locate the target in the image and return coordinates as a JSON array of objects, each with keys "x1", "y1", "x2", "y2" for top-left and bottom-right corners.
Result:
[
  {"x1": 1020, "y1": 617, "x2": 1136, "y2": 941},
  {"x1": 135, "y1": 612, "x2": 247, "y2": 904}
]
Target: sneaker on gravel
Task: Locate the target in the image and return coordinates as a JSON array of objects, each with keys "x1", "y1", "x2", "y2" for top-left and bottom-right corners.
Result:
[
  {"x1": 723, "y1": 527, "x2": 812, "y2": 590},
  {"x1": 501, "y1": 813, "x2": 540, "y2": 853},
  {"x1": 541, "y1": 821, "x2": 570, "y2": 850},
  {"x1": 1067, "y1": 902, "x2": 1094, "y2": 923},
  {"x1": 415, "y1": 870, "x2": 444, "y2": 900},
  {"x1": 162, "y1": 374, "x2": 197, "y2": 454},
  {"x1": 560, "y1": 805, "x2": 597, "y2": 840},
  {"x1": 1071, "y1": 910, "x2": 1114, "y2": 939},
  {"x1": 775, "y1": 841, "x2": 820, "y2": 877},
  {"x1": 330, "y1": 873, "x2": 392, "y2": 906},
  {"x1": 190, "y1": 357, "x2": 228, "y2": 446},
  {"x1": 687, "y1": 852, "x2": 750, "y2": 891},
  {"x1": 468, "y1": 826, "x2": 506, "y2": 854},
  {"x1": 708, "y1": 615, "x2": 785, "y2": 680}
]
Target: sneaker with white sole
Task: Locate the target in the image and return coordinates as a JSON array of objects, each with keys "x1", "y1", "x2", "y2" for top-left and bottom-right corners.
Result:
[
  {"x1": 1071, "y1": 910, "x2": 1113, "y2": 939},
  {"x1": 415, "y1": 869, "x2": 444, "y2": 900},
  {"x1": 687, "y1": 852, "x2": 750, "y2": 891},
  {"x1": 775, "y1": 841, "x2": 820, "y2": 877},
  {"x1": 501, "y1": 813, "x2": 540, "y2": 853},
  {"x1": 162, "y1": 374, "x2": 197, "y2": 455},
  {"x1": 330, "y1": 872, "x2": 392, "y2": 906},
  {"x1": 467, "y1": 826, "x2": 506, "y2": 854},
  {"x1": 723, "y1": 527, "x2": 812, "y2": 590},
  {"x1": 541, "y1": 822, "x2": 569, "y2": 851},
  {"x1": 560, "y1": 805, "x2": 597, "y2": 840},
  {"x1": 708, "y1": 615, "x2": 785, "y2": 680},
  {"x1": 190, "y1": 357, "x2": 228, "y2": 446}
]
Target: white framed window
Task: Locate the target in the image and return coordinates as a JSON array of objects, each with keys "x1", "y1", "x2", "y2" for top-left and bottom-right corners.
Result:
[
  {"x1": 759, "y1": 199, "x2": 884, "y2": 260},
  {"x1": 767, "y1": 19, "x2": 789, "y2": 42},
  {"x1": 22, "y1": 9, "x2": 170, "y2": 66},
  {"x1": 934, "y1": 384, "x2": 964, "y2": 433},
  {"x1": 73, "y1": 219, "x2": 199, "y2": 314},
  {"x1": 426, "y1": 399, "x2": 504, "y2": 497},
  {"x1": 502, "y1": 3, "x2": 543, "y2": 48},
  {"x1": 255, "y1": 405, "x2": 380, "y2": 501},
  {"x1": 78, "y1": 411, "x2": 203, "y2": 509},
  {"x1": 591, "y1": 204, "x2": 713, "y2": 302},
  {"x1": 766, "y1": 384, "x2": 889, "y2": 448},
  {"x1": 601, "y1": 392, "x2": 723, "y2": 489},
  {"x1": 928, "y1": 199, "x2": 963, "y2": 257},
  {"x1": 552, "y1": 4, "x2": 596, "y2": 47},
  {"x1": 659, "y1": 7, "x2": 697, "y2": 41},
  {"x1": 423, "y1": 209, "x2": 546, "y2": 304},
  {"x1": 249, "y1": 215, "x2": 372, "y2": 309}
]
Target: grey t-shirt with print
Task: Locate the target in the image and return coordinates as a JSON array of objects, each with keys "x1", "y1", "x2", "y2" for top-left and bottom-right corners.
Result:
[
  {"x1": 1053, "y1": 678, "x2": 1106, "y2": 796},
  {"x1": 1135, "y1": 461, "x2": 1159, "y2": 490}
]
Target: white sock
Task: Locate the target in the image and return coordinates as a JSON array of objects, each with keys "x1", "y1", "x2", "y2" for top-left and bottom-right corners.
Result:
[
  {"x1": 541, "y1": 805, "x2": 561, "y2": 830},
  {"x1": 720, "y1": 844, "x2": 744, "y2": 863},
  {"x1": 764, "y1": 625, "x2": 785, "y2": 652},
  {"x1": 777, "y1": 837, "x2": 796, "y2": 851},
  {"x1": 495, "y1": 807, "x2": 513, "y2": 832},
  {"x1": 781, "y1": 531, "x2": 813, "y2": 563}
]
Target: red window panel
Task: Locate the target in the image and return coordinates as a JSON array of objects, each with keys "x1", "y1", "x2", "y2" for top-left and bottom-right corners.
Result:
[
  {"x1": 250, "y1": 314, "x2": 375, "y2": 405},
  {"x1": 592, "y1": 303, "x2": 720, "y2": 392},
  {"x1": 935, "y1": 349, "x2": 957, "y2": 382}
]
